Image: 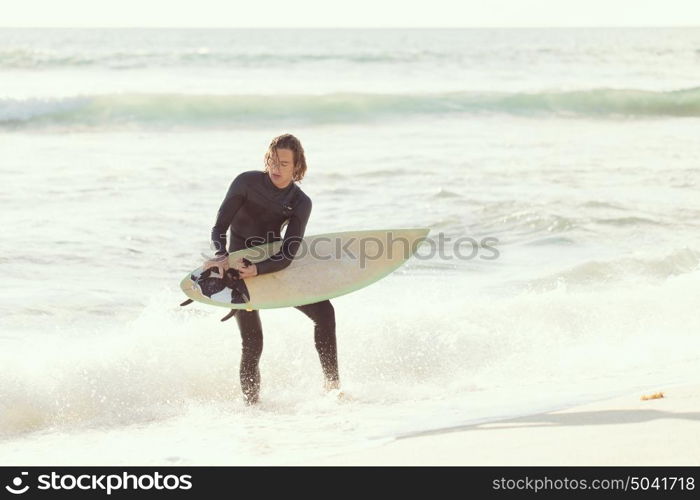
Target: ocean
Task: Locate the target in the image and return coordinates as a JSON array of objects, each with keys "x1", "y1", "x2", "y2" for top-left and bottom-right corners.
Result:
[{"x1": 1, "y1": 28, "x2": 699, "y2": 464}]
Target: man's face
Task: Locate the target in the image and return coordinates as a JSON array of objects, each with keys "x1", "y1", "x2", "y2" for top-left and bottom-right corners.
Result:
[{"x1": 268, "y1": 148, "x2": 295, "y2": 188}]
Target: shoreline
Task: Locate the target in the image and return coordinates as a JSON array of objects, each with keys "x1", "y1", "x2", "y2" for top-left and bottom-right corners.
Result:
[{"x1": 307, "y1": 383, "x2": 700, "y2": 466}]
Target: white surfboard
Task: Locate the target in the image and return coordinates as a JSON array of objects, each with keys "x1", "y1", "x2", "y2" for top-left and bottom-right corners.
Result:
[{"x1": 180, "y1": 227, "x2": 429, "y2": 310}]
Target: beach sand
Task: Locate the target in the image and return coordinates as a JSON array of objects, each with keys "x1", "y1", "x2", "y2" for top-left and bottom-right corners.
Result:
[{"x1": 309, "y1": 384, "x2": 700, "y2": 466}]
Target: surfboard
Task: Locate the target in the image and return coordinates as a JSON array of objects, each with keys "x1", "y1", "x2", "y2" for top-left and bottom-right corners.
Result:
[{"x1": 180, "y1": 227, "x2": 429, "y2": 310}]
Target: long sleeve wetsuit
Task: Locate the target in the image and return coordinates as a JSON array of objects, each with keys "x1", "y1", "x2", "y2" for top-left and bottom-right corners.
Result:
[{"x1": 210, "y1": 170, "x2": 338, "y2": 403}]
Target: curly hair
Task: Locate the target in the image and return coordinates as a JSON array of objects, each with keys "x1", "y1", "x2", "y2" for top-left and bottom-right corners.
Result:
[{"x1": 263, "y1": 133, "x2": 308, "y2": 182}]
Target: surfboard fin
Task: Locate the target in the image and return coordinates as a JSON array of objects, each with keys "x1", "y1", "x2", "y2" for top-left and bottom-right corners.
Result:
[
  {"x1": 220, "y1": 309, "x2": 237, "y2": 322},
  {"x1": 180, "y1": 299, "x2": 194, "y2": 306}
]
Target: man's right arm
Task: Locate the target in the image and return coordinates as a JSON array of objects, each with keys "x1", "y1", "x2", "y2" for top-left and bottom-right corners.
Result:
[{"x1": 211, "y1": 174, "x2": 247, "y2": 256}]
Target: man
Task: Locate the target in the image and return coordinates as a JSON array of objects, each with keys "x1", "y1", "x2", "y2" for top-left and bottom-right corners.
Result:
[{"x1": 205, "y1": 134, "x2": 339, "y2": 405}]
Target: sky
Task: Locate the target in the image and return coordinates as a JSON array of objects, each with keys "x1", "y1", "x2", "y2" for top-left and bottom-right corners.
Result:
[{"x1": 0, "y1": 0, "x2": 699, "y2": 28}]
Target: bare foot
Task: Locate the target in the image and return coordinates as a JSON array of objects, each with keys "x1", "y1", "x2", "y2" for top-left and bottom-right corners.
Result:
[{"x1": 324, "y1": 379, "x2": 340, "y2": 391}]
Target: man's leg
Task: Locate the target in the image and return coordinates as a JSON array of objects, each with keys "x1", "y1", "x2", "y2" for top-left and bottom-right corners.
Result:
[
  {"x1": 234, "y1": 309, "x2": 263, "y2": 404},
  {"x1": 294, "y1": 300, "x2": 339, "y2": 388}
]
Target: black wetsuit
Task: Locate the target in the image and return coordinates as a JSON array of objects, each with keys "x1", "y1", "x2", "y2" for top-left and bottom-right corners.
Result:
[{"x1": 211, "y1": 170, "x2": 338, "y2": 403}]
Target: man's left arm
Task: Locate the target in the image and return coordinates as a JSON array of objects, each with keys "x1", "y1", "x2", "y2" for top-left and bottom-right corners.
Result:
[{"x1": 254, "y1": 198, "x2": 312, "y2": 276}]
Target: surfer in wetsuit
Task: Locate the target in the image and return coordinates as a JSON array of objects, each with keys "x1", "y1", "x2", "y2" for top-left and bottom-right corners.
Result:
[{"x1": 204, "y1": 134, "x2": 339, "y2": 405}]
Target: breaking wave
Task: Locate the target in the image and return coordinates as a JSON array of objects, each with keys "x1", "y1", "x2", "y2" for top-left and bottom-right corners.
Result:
[{"x1": 2, "y1": 87, "x2": 700, "y2": 130}]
